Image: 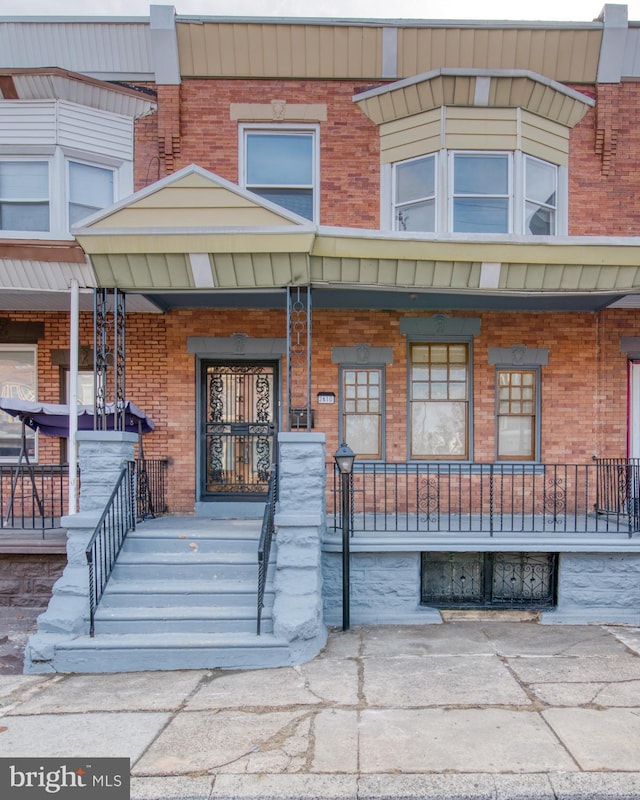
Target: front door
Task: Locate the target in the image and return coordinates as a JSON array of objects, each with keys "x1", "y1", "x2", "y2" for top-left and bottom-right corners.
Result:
[{"x1": 201, "y1": 361, "x2": 277, "y2": 500}]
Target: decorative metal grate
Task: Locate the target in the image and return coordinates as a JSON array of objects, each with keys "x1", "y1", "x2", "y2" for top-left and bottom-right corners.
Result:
[
  {"x1": 421, "y1": 551, "x2": 558, "y2": 608},
  {"x1": 94, "y1": 288, "x2": 126, "y2": 431},
  {"x1": 203, "y1": 363, "x2": 276, "y2": 496},
  {"x1": 287, "y1": 285, "x2": 312, "y2": 430}
]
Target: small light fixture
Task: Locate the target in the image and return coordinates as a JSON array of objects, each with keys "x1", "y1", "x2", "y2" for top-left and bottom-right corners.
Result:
[{"x1": 334, "y1": 442, "x2": 355, "y2": 475}]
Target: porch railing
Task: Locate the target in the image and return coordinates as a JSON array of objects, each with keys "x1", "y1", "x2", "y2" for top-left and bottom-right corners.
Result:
[
  {"x1": 136, "y1": 458, "x2": 169, "y2": 521},
  {"x1": 0, "y1": 464, "x2": 70, "y2": 535},
  {"x1": 86, "y1": 461, "x2": 136, "y2": 637},
  {"x1": 593, "y1": 457, "x2": 640, "y2": 529},
  {"x1": 257, "y1": 464, "x2": 278, "y2": 635},
  {"x1": 329, "y1": 462, "x2": 640, "y2": 538}
]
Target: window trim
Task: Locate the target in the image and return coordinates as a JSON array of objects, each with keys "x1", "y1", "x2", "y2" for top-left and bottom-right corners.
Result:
[
  {"x1": 0, "y1": 344, "x2": 38, "y2": 463},
  {"x1": 494, "y1": 365, "x2": 541, "y2": 463},
  {"x1": 238, "y1": 123, "x2": 320, "y2": 222},
  {"x1": 339, "y1": 364, "x2": 385, "y2": 461},
  {"x1": 523, "y1": 153, "x2": 558, "y2": 237},
  {"x1": 0, "y1": 157, "x2": 51, "y2": 237}
]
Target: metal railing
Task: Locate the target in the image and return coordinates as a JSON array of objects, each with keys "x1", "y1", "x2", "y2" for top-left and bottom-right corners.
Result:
[
  {"x1": 136, "y1": 458, "x2": 168, "y2": 521},
  {"x1": 329, "y1": 462, "x2": 640, "y2": 538},
  {"x1": 0, "y1": 464, "x2": 71, "y2": 534},
  {"x1": 86, "y1": 461, "x2": 136, "y2": 637},
  {"x1": 593, "y1": 457, "x2": 640, "y2": 529},
  {"x1": 257, "y1": 464, "x2": 278, "y2": 635}
]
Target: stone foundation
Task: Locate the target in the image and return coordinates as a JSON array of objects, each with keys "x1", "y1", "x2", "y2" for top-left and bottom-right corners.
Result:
[{"x1": 0, "y1": 554, "x2": 66, "y2": 608}]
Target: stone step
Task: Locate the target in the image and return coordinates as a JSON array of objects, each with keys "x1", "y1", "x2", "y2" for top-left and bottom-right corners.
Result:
[
  {"x1": 111, "y1": 551, "x2": 262, "y2": 582},
  {"x1": 52, "y1": 632, "x2": 291, "y2": 672},
  {"x1": 99, "y1": 579, "x2": 271, "y2": 608},
  {"x1": 93, "y1": 605, "x2": 273, "y2": 635},
  {"x1": 122, "y1": 530, "x2": 262, "y2": 555}
]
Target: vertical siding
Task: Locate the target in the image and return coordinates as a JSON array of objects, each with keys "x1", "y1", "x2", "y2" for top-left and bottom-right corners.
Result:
[
  {"x1": 176, "y1": 21, "x2": 382, "y2": 78},
  {"x1": 396, "y1": 27, "x2": 601, "y2": 83}
]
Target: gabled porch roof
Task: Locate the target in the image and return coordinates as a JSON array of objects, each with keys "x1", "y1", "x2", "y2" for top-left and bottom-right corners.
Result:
[{"x1": 73, "y1": 163, "x2": 640, "y2": 312}]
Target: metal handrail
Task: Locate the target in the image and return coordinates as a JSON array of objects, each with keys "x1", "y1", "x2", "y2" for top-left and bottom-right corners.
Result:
[
  {"x1": 257, "y1": 464, "x2": 277, "y2": 635},
  {"x1": 85, "y1": 461, "x2": 136, "y2": 637}
]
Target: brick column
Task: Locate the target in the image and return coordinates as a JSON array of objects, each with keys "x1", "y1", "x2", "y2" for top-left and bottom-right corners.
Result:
[
  {"x1": 24, "y1": 431, "x2": 137, "y2": 673},
  {"x1": 273, "y1": 432, "x2": 328, "y2": 663}
]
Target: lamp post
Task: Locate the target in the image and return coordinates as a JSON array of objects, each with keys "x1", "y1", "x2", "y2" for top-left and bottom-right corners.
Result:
[{"x1": 334, "y1": 442, "x2": 355, "y2": 631}]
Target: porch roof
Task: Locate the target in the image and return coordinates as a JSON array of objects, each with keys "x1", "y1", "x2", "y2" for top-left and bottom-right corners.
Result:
[{"x1": 72, "y1": 163, "x2": 640, "y2": 310}]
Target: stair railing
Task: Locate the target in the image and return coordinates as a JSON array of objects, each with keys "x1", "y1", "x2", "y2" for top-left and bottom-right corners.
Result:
[
  {"x1": 257, "y1": 464, "x2": 278, "y2": 635},
  {"x1": 86, "y1": 461, "x2": 136, "y2": 636}
]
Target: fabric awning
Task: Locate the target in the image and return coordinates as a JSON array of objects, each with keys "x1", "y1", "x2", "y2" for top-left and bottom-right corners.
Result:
[{"x1": 0, "y1": 399, "x2": 154, "y2": 437}]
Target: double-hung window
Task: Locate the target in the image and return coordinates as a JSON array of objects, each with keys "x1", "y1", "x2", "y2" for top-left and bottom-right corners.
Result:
[
  {"x1": 0, "y1": 156, "x2": 116, "y2": 236},
  {"x1": 241, "y1": 127, "x2": 317, "y2": 221},
  {"x1": 393, "y1": 154, "x2": 436, "y2": 232},
  {"x1": 68, "y1": 161, "x2": 114, "y2": 226},
  {"x1": 341, "y1": 367, "x2": 384, "y2": 460},
  {"x1": 410, "y1": 343, "x2": 469, "y2": 459},
  {"x1": 524, "y1": 156, "x2": 557, "y2": 236},
  {"x1": 0, "y1": 161, "x2": 49, "y2": 233},
  {"x1": 496, "y1": 369, "x2": 538, "y2": 461},
  {"x1": 391, "y1": 150, "x2": 560, "y2": 235},
  {"x1": 451, "y1": 152, "x2": 510, "y2": 234}
]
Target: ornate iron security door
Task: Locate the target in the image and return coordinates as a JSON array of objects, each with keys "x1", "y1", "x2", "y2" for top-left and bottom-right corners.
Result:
[{"x1": 203, "y1": 363, "x2": 277, "y2": 498}]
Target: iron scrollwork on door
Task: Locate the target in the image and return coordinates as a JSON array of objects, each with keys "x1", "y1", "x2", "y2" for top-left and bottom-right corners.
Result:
[{"x1": 205, "y1": 364, "x2": 275, "y2": 495}]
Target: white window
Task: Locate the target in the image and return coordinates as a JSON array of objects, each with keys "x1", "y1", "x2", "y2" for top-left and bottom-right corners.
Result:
[
  {"x1": 451, "y1": 153, "x2": 511, "y2": 234},
  {"x1": 0, "y1": 154, "x2": 118, "y2": 238},
  {"x1": 241, "y1": 127, "x2": 318, "y2": 222},
  {"x1": 68, "y1": 161, "x2": 114, "y2": 226},
  {"x1": 389, "y1": 150, "x2": 562, "y2": 236},
  {"x1": 0, "y1": 161, "x2": 49, "y2": 233},
  {"x1": 0, "y1": 346, "x2": 37, "y2": 461},
  {"x1": 524, "y1": 155, "x2": 557, "y2": 236},
  {"x1": 393, "y1": 154, "x2": 436, "y2": 232}
]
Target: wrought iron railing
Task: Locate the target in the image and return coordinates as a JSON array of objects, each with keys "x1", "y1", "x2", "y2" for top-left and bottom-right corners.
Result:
[
  {"x1": 86, "y1": 461, "x2": 136, "y2": 637},
  {"x1": 593, "y1": 457, "x2": 640, "y2": 529},
  {"x1": 0, "y1": 464, "x2": 71, "y2": 535},
  {"x1": 136, "y1": 458, "x2": 168, "y2": 521},
  {"x1": 329, "y1": 462, "x2": 640, "y2": 538},
  {"x1": 257, "y1": 464, "x2": 278, "y2": 635}
]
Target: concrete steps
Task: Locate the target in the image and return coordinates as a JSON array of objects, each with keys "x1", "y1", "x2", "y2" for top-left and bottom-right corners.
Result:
[{"x1": 67, "y1": 517, "x2": 290, "y2": 671}]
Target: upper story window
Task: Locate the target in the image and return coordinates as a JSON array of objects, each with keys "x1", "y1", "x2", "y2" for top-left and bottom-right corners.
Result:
[
  {"x1": 0, "y1": 154, "x2": 116, "y2": 238},
  {"x1": 452, "y1": 153, "x2": 510, "y2": 234},
  {"x1": 0, "y1": 161, "x2": 49, "y2": 233},
  {"x1": 68, "y1": 161, "x2": 114, "y2": 227},
  {"x1": 391, "y1": 151, "x2": 560, "y2": 236},
  {"x1": 241, "y1": 126, "x2": 318, "y2": 222}
]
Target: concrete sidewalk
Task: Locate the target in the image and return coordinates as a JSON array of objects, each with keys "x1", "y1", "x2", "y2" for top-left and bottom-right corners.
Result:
[{"x1": 1, "y1": 620, "x2": 640, "y2": 799}]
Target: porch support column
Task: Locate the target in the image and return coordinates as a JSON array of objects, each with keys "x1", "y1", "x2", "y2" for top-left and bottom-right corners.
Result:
[
  {"x1": 273, "y1": 431, "x2": 327, "y2": 663},
  {"x1": 23, "y1": 431, "x2": 137, "y2": 673}
]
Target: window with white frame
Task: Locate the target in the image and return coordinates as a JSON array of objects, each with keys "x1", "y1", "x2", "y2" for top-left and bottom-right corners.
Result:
[
  {"x1": 0, "y1": 154, "x2": 117, "y2": 238},
  {"x1": 391, "y1": 151, "x2": 560, "y2": 236},
  {"x1": 68, "y1": 161, "x2": 114, "y2": 227},
  {"x1": 452, "y1": 152, "x2": 510, "y2": 233},
  {"x1": 0, "y1": 161, "x2": 49, "y2": 233},
  {"x1": 241, "y1": 127, "x2": 317, "y2": 221},
  {"x1": 394, "y1": 154, "x2": 436, "y2": 232},
  {"x1": 0, "y1": 346, "x2": 37, "y2": 461}
]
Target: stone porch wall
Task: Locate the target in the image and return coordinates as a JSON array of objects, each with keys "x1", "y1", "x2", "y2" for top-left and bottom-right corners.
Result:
[{"x1": 0, "y1": 554, "x2": 65, "y2": 608}]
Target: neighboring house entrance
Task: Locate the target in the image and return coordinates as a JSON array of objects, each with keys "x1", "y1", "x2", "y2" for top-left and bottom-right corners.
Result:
[{"x1": 201, "y1": 361, "x2": 277, "y2": 500}]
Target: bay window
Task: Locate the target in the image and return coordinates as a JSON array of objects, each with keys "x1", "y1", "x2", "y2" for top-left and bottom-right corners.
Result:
[
  {"x1": 0, "y1": 161, "x2": 49, "y2": 233},
  {"x1": 394, "y1": 154, "x2": 436, "y2": 232}
]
